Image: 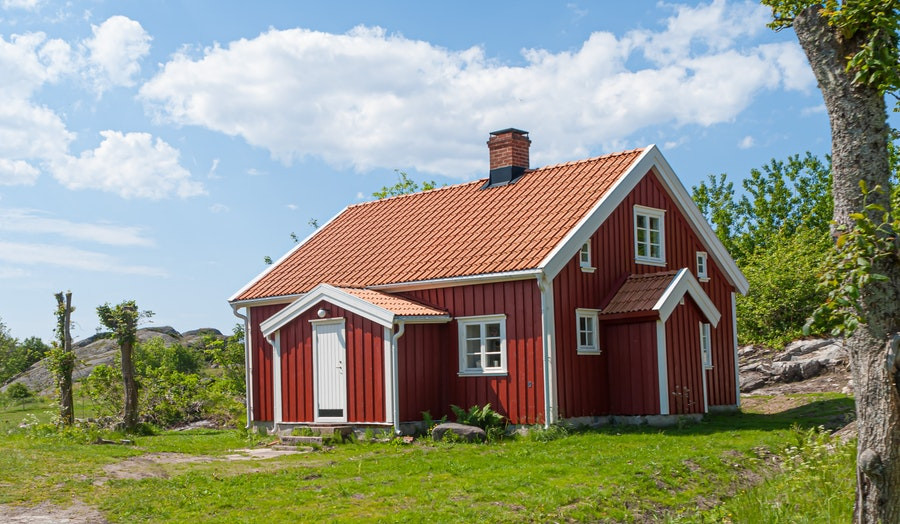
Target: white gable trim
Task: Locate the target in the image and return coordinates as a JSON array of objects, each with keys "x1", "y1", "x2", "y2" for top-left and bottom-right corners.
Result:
[
  {"x1": 228, "y1": 207, "x2": 348, "y2": 302},
  {"x1": 540, "y1": 145, "x2": 748, "y2": 295},
  {"x1": 260, "y1": 283, "x2": 395, "y2": 337},
  {"x1": 654, "y1": 268, "x2": 721, "y2": 326}
]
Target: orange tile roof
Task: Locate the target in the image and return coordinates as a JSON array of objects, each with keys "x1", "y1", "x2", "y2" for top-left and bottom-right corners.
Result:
[
  {"x1": 338, "y1": 287, "x2": 448, "y2": 317},
  {"x1": 601, "y1": 271, "x2": 679, "y2": 315},
  {"x1": 234, "y1": 149, "x2": 644, "y2": 301}
]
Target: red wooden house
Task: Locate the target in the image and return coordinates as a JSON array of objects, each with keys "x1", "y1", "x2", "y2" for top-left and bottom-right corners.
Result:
[{"x1": 229, "y1": 129, "x2": 748, "y2": 433}]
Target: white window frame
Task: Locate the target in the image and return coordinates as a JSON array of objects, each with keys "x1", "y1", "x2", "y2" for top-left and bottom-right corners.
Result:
[
  {"x1": 575, "y1": 309, "x2": 601, "y2": 355},
  {"x1": 634, "y1": 205, "x2": 666, "y2": 266},
  {"x1": 457, "y1": 314, "x2": 507, "y2": 376},
  {"x1": 579, "y1": 240, "x2": 595, "y2": 273},
  {"x1": 700, "y1": 322, "x2": 713, "y2": 369},
  {"x1": 696, "y1": 251, "x2": 709, "y2": 281}
]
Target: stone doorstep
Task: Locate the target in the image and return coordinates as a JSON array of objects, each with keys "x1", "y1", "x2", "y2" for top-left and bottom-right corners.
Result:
[
  {"x1": 279, "y1": 425, "x2": 355, "y2": 445},
  {"x1": 280, "y1": 435, "x2": 324, "y2": 445}
]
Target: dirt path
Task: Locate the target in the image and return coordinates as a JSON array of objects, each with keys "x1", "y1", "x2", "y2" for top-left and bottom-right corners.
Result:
[{"x1": 1, "y1": 446, "x2": 306, "y2": 522}]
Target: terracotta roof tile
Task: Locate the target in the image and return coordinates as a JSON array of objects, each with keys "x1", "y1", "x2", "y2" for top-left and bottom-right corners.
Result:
[
  {"x1": 234, "y1": 149, "x2": 645, "y2": 301},
  {"x1": 338, "y1": 287, "x2": 447, "y2": 317},
  {"x1": 601, "y1": 271, "x2": 680, "y2": 315}
]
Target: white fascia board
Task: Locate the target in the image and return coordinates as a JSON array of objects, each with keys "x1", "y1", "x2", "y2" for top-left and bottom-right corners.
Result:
[
  {"x1": 395, "y1": 315, "x2": 451, "y2": 324},
  {"x1": 654, "y1": 268, "x2": 722, "y2": 327},
  {"x1": 541, "y1": 146, "x2": 657, "y2": 281},
  {"x1": 228, "y1": 206, "x2": 349, "y2": 302},
  {"x1": 647, "y1": 150, "x2": 750, "y2": 295},
  {"x1": 369, "y1": 269, "x2": 542, "y2": 292},
  {"x1": 260, "y1": 283, "x2": 395, "y2": 337},
  {"x1": 229, "y1": 295, "x2": 302, "y2": 309}
]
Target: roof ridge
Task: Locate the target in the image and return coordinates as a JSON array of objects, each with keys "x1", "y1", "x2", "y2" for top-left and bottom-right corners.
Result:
[
  {"x1": 531, "y1": 147, "x2": 646, "y2": 172},
  {"x1": 346, "y1": 179, "x2": 484, "y2": 209}
]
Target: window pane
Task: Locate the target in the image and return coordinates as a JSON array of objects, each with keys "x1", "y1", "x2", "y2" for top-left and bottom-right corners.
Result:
[
  {"x1": 651, "y1": 245, "x2": 660, "y2": 258},
  {"x1": 485, "y1": 322, "x2": 500, "y2": 338},
  {"x1": 467, "y1": 355, "x2": 481, "y2": 369},
  {"x1": 584, "y1": 332, "x2": 593, "y2": 347},
  {"x1": 486, "y1": 354, "x2": 501, "y2": 368},
  {"x1": 650, "y1": 231, "x2": 659, "y2": 244},
  {"x1": 466, "y1": 339, "x2": 480, "y2": 356},
  {"x1": 649, "y1": 216, "x2": 659, "y2": 230},
  {"x1": 579, "y1": 331, "x2": 587, "y2": 346},
  {"x1": 637, "y1": 215, "x2": 646, "y2": 228},
  {"x1": 486, "y1": 339, "x2": 501, "y2": 353},
  {"x1": 584, "y1": 316, "x2": 594, "y2": 331},
  {"x1": 465, "y1": 324, "x2": 480, "y2": 339}
]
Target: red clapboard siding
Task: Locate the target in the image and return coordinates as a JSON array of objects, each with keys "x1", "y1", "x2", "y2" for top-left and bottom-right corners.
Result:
[
  {"x1": 552, "y1": 168, "x2": 739, "y2": 418},
  {"x1": 665, "y1": 296, "x2": 705, "y2": 414},
  {"x1": 276, "y1": 300, "x2": 387, "y2": 423},
  {"x1": 402, "y1": 280, "x2": 544, "y2": 425},
  {"x1": 249, "y1": 303, "x2": 286, "y2": 422},
  {"x1": 605, "y1": 320, "x2": 659, "y2": 414}
]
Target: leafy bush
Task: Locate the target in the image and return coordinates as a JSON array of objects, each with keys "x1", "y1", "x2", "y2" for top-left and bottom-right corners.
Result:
[
  {"x1": 5, "y1": 382, "x2": 34, "y2": 405},
  {"x1": 203, "y1": 325, "x2": 246, "y2": 396},
  {"x1": 450, "y1": 403, "x2": 506, "y2": 442}
]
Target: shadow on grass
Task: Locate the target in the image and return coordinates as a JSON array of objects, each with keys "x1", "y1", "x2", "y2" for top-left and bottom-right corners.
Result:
[{"x1": 576, "y1": 396, "x2": 856, "y2": 439}]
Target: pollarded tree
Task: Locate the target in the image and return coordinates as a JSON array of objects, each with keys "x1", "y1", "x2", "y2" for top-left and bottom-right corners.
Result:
[
  {"x1": 761, "y1": 1, "x2": 900, "y2": 521},
  {"x1": 97, "y1": 301, "x2": 151, "y2": 432},
  {"x1": 48, "y1": 292, "x2": 75, "y2": 426}
]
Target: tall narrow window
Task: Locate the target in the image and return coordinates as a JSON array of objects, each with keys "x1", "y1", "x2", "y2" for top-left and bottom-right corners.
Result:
[
  {"x1": 700, "y1": 322, "x2": 712, "y2": 369},
  {"x1": 696, "y1": 251, "x2": 708, "y2": 280},
  {"x1": 579, "y1": 241, "x2": 591, "y2": 268},
  {"x1": 576, "y1": 309, "x2": 600, "y2": 354},
  {"x1": 634, "y1": 206, "x2": 665, "y2": 265},
  {"x1": 458, "y1": 315, "x2": 507, "y2": 375}
]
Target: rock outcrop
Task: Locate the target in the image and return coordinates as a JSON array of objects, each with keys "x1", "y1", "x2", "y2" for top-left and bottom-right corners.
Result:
[
  {"x1": 739, "y1": 338, "x2": 851, "y2": 395},
  {"x1": 1, "y1": 327, "x2": 224, "y2": 396}
]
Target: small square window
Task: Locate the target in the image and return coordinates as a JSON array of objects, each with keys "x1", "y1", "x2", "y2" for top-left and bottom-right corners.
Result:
[
  {"x1": 696, "y1": 252, "x2": 708, "y2": 280},
  {"x1": 576, "y1": 309, "x2": 600, "y2": 354}
]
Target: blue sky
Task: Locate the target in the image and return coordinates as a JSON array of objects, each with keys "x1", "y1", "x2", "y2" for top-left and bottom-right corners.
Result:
[{"x1": 0, "y1": 0, "x2": 893, "y2": 343}]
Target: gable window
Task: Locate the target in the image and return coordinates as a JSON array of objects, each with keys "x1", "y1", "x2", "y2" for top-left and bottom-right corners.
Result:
[
  {"x1": 634, "y1": 206, "x2": 665, "y2": 265},
  {"x1": 696, "y1": 251, "x2": 709, "y2": 280},
  {"x1": 700, "y1": 322, "x2": 713, "y2": 369},
  {"x1": 576, "y1": 309, "x2": 600, "y2": 354},
  {"x1": 579, "y1": 241, "x2": 595, "y2": 272},
  {"x1": 458, "y1": 315, "x2": 507, "y2": 375}
]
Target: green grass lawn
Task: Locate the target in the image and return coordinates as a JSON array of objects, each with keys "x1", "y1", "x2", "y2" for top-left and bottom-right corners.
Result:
[{"x1": 0, "y1": 394, "x2": 856, "y2": 523}]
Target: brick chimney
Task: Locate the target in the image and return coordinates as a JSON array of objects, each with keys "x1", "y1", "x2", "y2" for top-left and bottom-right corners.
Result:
[{"x1": 483, "y1": 128, "x2": 530, "y2": 188}]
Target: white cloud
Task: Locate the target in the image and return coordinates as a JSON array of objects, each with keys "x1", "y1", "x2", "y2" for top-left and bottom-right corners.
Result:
[
  {"x1": 0, "y1": 159, "x2": 39, "y2": 185},
  {"x1": 246, "y1": 168, "x2": 266, "y2": 176},
  {"x1": 0, "y1": 241, "x2": 166, "y2": 276},
  {"x1": 51, "y1": 130, "x2": 205, "y2": 199},
  {"x1": 140, "y1": 1, "x2": 813, "y2": 178},
  {"x1": 207, "y1": 158, "x2": 220, "y2": 179},
  {"x1": 0, "y1": 208, "x2": 154, "y2": 246},
  {"x1": 209, "y1": 203, "x2": 229, "y2": 213},
  {"x1": 0, "y1": 266, "x2": 29, "y2": 279},
  {"x1": 84, "y1": 15, "x2": 151, "y2": 93},
  {"x1": 802, "y1": 104, "x2": 826, "y2": 116},
  {"x1": 738, "y1": 135, "x2": 755, "y2": 149},
  {"x1": 286, "y1": 203, "x2": 298, "y2": 211},
  {"x1": 1, "y1": 0, "x2": 42, "y2": 11}
]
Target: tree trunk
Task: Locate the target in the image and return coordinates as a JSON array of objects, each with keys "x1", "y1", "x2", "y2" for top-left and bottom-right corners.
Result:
[
  {"x1": 121, "y1": 337, "x2": 138, "y2": 431},
  {"x1": 794, "y1": 6, "x2": 900, "y2": 522},
  {"x1": 56, "y1": 292, "x2": 74, "y2": 426}
]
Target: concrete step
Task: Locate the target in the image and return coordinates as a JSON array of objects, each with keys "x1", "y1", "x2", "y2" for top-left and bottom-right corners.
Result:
[{"x1": 280, "y1": 435, "x2": 323, "y2": 445}]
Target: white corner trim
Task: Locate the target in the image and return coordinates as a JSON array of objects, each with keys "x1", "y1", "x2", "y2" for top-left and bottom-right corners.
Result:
[
  {"x1": 541, "y1": 146, "x2": 657, "y2": 281},
  {"x1": 260, "y1": 284, "x2": 395, "y2": 337},
  {"x1": 656, "y1": 320, "x2": 669, "y2": 415},
  {"x1": 391, "y1": 322, "x2": 405, "y2": 434},
  {"x1": 228, "y1": 207, "x2": 348, "y2": 302},
  {"x1": 654, "y1": 268, "x2": 721, "y2": 326},
  {"x1": 383, "y1": 326, "x2": 394, "y2": 424},
  {"x1": 269, "y1": 332, "x2": 282, "y2": 424},
  {"x1": 537, "y1": 273, "x2": 558, "y2": 427},
  {"x1": 731, "y1": 292, "x2": 741, "y2": 408}
]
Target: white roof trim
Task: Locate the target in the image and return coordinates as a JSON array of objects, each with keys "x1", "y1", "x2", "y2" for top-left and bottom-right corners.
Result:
[
  {"x1": 260, "y1": 284, "x2": 396, "y2": 337},
  {"x1": 540, "y1": 145, "x2": 748, "y2": 295},
  {"x1": 654, "y1": 268, "x2": 721, "y2": 327},
  {"x1": 228, "y1": 206, "x2": 348, "y2": 303},
  {"x1": 229, "y1": 294, "x2": 302, "y2": 309}
]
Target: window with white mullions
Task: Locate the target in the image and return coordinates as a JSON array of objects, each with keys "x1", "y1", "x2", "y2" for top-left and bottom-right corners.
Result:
[
  {"x1": 576, "y1": 308, "x2": 600, "y2": 354},
  {"x1": 634, "y1": 206, "x2": 666, "y2": 265},
  {"x1": 458, "y1": 315, "x2": 507, "y2": 375}
]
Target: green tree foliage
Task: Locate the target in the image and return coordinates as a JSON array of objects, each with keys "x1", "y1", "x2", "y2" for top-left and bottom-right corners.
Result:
[
  {"x1": 692, "y1": 153, "x2": 833, "y2": 346},
  {"x1": 5, "y1": 382, "x2": 33, "y2": 405},
  {"x1": 203, "y1": 325, "x2": 246, "y2": 396},
  {"x1": 372, "y1": 171, "x2": 437, "y2": 199},
  {"x1": 0, "y1": 320, "x2": 50, "y2": 385},
  {"x1": 48, "y1": 291, "x2": 75, "y2": 425},
  {"x1": 96, "y1": 300, "x2": 148, "y2": 431}
]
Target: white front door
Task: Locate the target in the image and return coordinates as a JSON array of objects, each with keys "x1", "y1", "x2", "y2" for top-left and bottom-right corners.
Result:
[{"x1": 313, "y1": 319, "x2": 347, "y2": 422}]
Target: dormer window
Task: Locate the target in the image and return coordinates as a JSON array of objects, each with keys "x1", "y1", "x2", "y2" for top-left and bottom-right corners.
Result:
[{"x1": 579, "y1": 241, "x2": 595, "y2": 272}]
